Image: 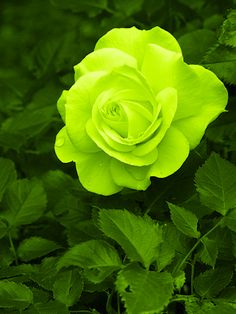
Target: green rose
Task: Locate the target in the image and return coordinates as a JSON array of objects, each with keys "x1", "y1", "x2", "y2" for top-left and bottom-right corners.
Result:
[{"x1": 55, "y1": 26, "x2": 228, "y2": 195}]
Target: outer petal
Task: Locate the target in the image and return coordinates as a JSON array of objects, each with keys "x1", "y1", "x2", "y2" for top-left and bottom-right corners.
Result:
[
  {"x1": 110, "y1": 159, "x2": 151, "y2": 191},
  {"x1": 142, "y1": 45, "x2": 228, "y2": 148},
  {"x1": 95, "y1": 26, "x2": 181, "y2": 67},
  {"x1": 57, "y1": 90, "x2": 68, "y2": 122},
  {"x1": 75, "y1": 152, "x2": 122, "y2": 195},
  {"x1": 65, "y1": 71, "x2": 105, "y2": 153},
  {"x1": 74, "y1": 48, "x2": 137, "y2": 81},
  {"x1": 149, "y1": 127, "x2": 189, "y2": 178},
  {"x1": 55, "y1": 127, "x2": 88, "y2": 163},
  {"x1": 173, "y1": 65, "x2": 228, "y2": 148}
]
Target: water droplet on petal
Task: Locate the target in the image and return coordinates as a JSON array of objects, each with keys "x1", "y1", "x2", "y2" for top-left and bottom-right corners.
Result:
[{"x1": 56, "y1": 136, "x2": 65, "y2": 147}]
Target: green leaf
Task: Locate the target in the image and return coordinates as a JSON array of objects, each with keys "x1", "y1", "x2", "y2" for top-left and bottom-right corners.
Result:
[
  {"x1": 219, "y1": 10, "x2": 236, "y2": 47},
  {"x1": 98, "y1": 209, "x2": 162, "y2": 268},
  {"x1": 17, "y1": 237, "x2": 61, "y2": 262},
  {"x1": 0, "y1": 158, "x2": 16, "y2": 202},
  {"x1": 198, "y1": 237, "x2": 218, "y2": 267},
  {"x1": 0, "y1": 220, "x2": 7, "y2": 239},
  {"x1": 0, "y1": 280, "x2": 33, "y2": 310},
  {"x1": 57, "y1": 240, "x2": 122, "y2": 283},
  {"x1": 30, "y1": 257, "x2": 59, "y2": 291},
  {"x1": 178, "y1": 29, "x2": 216, "y2": 63},
  {"x1": 173, "y1": 270, "x2": 186, "y2": 290},
  {"x1": 1, "y1": 106, "x2": 55, "y2": 143},
  {"x1": 184, "y1": 299, "x2": 215, "y2": 314},
  {"x1": 194, "y1": 267, "x2": 233, "y2": 298},
  {"x1": 224, "y1": 208, "x2": 236, "y2": 232},
  {"x1": 1, "y1": 179, "x2": 47, "y2": 227},
  {"x1": 168, "y1": 203, "x2": 200, "y2": 238},
  {"x1": 53, "y1": 269, "x2": 83, "y2": 307},
  {"x1": 26, "y1": 300, "x2": 69, "y2": 314},
  {"x1": 116, "y1": 263, "x2": 173, "y2": 314},
  {"x1": 155, "y1": 241, "x2": 175, "y2": 271},
  {"x1": 195, "y1": 153, "x2": 236, "y2": 215},
  {"x1": 51, "y1": 0, "x2": 108, "y2": 17},
  {"x1": 203, "y1": 45, "x2": 236, "y2": 84}
]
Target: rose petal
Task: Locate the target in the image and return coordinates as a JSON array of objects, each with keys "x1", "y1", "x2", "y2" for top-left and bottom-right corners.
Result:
[
  {"x1": 75, "y1": 152, "x2": 122, "y2": 195},
  {"x1": 55, "y1": 127, "x2": 89, "y2": 163},
  {"x1": 111, "y1": 159, "x2": 151, "y2": 191},
  {"x1": 133, "y1": 87, "x2": 177, "y2": 156},
  {"x1": 173, "y1": 65, "x2": 228, "y2": 148},
  {"x1": 57, "y1": 90, "x2": 68, "y2": 122},
  {"x1": 65, "y1": 71, "x2": 104, "y2": 153},
  {"x1": 149, "y1": 126, "x2": 189, "y2": 178},
  {"x1": 74, "y1": 48, "x2": 137, "y2": 81},
  {"x1": 95, "y1": 26, "x2": 181, "y2": 67},
  {"x1": 86, "y1": 119, "x2": 158, "y2": 166}
]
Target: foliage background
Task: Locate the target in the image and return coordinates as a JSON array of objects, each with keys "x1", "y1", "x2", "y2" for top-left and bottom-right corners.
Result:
[{"x1": 0, "y1": 0, "x2": 236, "y2": 313}]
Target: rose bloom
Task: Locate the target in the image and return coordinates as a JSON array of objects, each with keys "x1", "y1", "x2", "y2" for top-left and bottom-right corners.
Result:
[{"x1": 55, "y1": 26, "x2": 228, "y2": 195}]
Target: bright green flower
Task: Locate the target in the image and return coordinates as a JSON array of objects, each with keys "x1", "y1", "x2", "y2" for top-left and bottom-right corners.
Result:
[{"x1": 55, "y1": 26, "x2": 228, "y2": 195}]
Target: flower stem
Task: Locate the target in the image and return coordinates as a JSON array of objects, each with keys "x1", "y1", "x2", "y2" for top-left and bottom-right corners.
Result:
[
  {"x1": 8, "y1": 231, "x2": 18, "y2": 265},
  {"x1": 173, "y1": 218, "x2": 223, "y2": 276}
]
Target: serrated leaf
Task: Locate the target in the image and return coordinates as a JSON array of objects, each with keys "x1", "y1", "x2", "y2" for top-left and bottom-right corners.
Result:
[
  {"x1": 194, "y1": 267, "x2": 233, "y2": 298},
  {"x1": 0, "y1": 220, "x2": 7, "y2": 239},
  {"x1": 203, "y1": 45, "x2": 236, "y2": 84},
  {"x1": 168, "y1": 203, "x2": 200, "y2": 238},
  {"x1": 30, "y1": 257, "x2": 59, "y2": 291},
  {"x1": 1, "y1": 179, "x2": 47, "y2": 227},
  {"x1": 0, "y1": 280, "x2": 33, "y2": 310},
  {"x1": 224, "y1": 208, "x2": 236, "y2": 232},
  {"x1": 173, "y1": 270, "x2": 186, "y2": 290},
  {"x1": 195, "y1": 153, "x2": 236, "y2": 215},
  {"x1": 219, "y1": 10, "x2": 236, "y2": 47},
  {"x1": 185, "y1": 299, "x2": 215, "y2": 314},
  {"x1": 17, "y1": 237, "x2": 60, "y2": 262},
  {"x1": 25, "y1": 300, "x2": 69, "y2": 314},
  {"x1": 116, "y1": 263, "x2": 173, "y2": 314},
  {"x1": 57, "y1": 240, "x2": 121, "y2": 283},
  {"x1": 0, "y1": 158, "x2": 16, "y2": 202},
  {"x1": 98, "y1": 209, "x2": 162, "y2": 268},
  {"x1": 53, "y1": 269, "x2": 83, "y2": 307},
  {"x1": 155, "y1": 241, "x2": 176, "y2": 272},
  {"x1": 198, "y1": 237, "x2": 218, "y2": 267}
]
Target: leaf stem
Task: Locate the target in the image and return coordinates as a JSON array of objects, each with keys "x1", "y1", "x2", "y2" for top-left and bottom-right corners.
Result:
[
  {"x1": 173, "y1": 218, "x2": 223, "y2": 276},
  {"x1": 8, "y1": 231, "x2": 18, "y2": 265}
]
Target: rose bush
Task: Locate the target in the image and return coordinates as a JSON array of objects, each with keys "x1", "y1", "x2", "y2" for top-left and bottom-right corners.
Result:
[{"x1": 55, "y1": 26, "x2": 228, "y2": 195}]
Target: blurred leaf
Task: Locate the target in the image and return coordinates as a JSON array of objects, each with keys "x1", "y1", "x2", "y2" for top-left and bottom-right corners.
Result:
[
  {"x1": 113, "y1": 0, "x2": 144, "y2": 16},
  {"x1": 1, "y1": 179, "x2": 47, "y2": 228},
  {"x1": 57, "y1": 240, "x2": 122, "y2": 283},
  {"x1": 17, "y1": 237, "x2": 61, "y2": 262},
  {"x1": 0, "y1": 158, "x2": 16, "y2": 202},
  {"x1": 194, "y1": 267, "x2": 233, "y2": 298},
  {"x1": 179, "y1": 29, "x2": 216, "y2": 63},
  {"x1": 98, "y1": 209, "x2": 162, "y2": 268},
  {"x1": 53, "y1": 269, "x2": 83, "y2": 306},
  {"x1": 51, "y1": 0, "x2": 108, "y2": 17},
  {"x1": 0, "y1": 280, "x2": 33, "y2": 310},
  {"x1": 1, "y1": 106, "x2": 56, "y2": 145},
  {"x1": 195, "y1": 153, "x2": 236, "y2": 215},
  {"x1": 116, "y1": 263, "x2": 173, "y2": 314}
]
